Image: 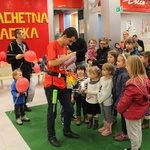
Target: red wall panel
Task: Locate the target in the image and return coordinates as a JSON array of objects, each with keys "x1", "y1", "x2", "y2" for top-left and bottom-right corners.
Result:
[
  {"x1": 0, "y1": 0, "x2": 49, "y2": 59},
  {"x1": 59, "y1": 13, "x2": 64, "y2": 32}
]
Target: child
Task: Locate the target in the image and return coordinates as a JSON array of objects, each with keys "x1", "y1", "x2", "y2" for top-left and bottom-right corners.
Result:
[
  {"x1": 98, "y1": 63, "x2": 114, "y2": 136},
  {"x1": 124, "y1": 37, "x2": 139, "y2": 56},
  {"x1": 11, "y1": 69, "x2": 30, "y2": 125},
  {"x1": 72, "y1": 65, "x2": 88, "y2": 125},
  {"x1": 107, "y1": 50, "x2": 118, "y2": 66},
  {"x1": 117, "y1": 55, "x2": 149, "y2": 150},
  {"x1": 86, "y1": 38, "x2": 97, "y2": 61},
  {"x1": 81, "y1": 66, "x2": 101, "y2": 129},
  {"x1": 112, "y1": 53, "x2": 130, "y2": 141},
  {"x1": 140, "y1": 51, "x2": 150, "y2": 129},
  {"x1": 114, "y1": 43, "x2": 122, "y2": 54}
]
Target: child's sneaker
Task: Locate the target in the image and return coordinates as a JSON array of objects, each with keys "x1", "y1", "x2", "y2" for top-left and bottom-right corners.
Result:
[
  {"x1": 21, "y1": 115, "x2": 30, "y2": 121},
  {"x1": 16, "y1": 118, "x2": 23, "y2": 125}
]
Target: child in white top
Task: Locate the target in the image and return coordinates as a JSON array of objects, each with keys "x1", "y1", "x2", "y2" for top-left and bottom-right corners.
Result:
[
  {"x1": 81, "y1": 66, "x2": 101, "y2": 129},
  {"x1": 98, "y1": 63, "x2": 114, "y2": 136}
]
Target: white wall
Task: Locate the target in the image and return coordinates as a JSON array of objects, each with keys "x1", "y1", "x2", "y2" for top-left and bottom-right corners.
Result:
[
  {"x1": 54, "y1": 14, "x2": 59, "y2": 34},
  {"x1": 121, "y1": 13, "x2": 150, "y2": 46}
]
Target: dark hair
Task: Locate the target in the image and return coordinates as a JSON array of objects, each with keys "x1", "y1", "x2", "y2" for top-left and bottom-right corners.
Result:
[
  {"x1": 62, "y1": 27, "x2": 78, "y2": 40},
  {"x1": 114, "y1": 42, "x2": 120, "y2": 48},
  {"x1": 76, "y1": 65, "x2": 85, "y2": 72},
  {"x1": 133, "y1": 34, "x2": 137, "y2": 38},
  {"x1": 140, "y1": 51, "x2": 150, "y2": 63},
  {"x1": 14, "y1": 29, "x2": 22, "y2": 38}
]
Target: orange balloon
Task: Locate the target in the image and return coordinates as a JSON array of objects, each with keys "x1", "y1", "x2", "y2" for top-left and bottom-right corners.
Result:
[
  {"x1": 16, "y1": 77, "x2": 29, "y2": 92},
  {"x1": 24, "y1": 50, "x2": 37, "y2": 62},
  {"x1": 33, "y1": 64, "x2": 41, "y2": 73}
]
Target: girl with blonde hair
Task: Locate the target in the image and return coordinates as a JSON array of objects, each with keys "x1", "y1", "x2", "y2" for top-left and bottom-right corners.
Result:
[
  {"x1": 81, "y1": 66, "x2": 101, "y2": 129},
  {"x1": 98, "y1": 63, "x2": 114, "y2": 136},
  {"x1": 117, "y1": 55, "x2": 150, "y2": 150}
]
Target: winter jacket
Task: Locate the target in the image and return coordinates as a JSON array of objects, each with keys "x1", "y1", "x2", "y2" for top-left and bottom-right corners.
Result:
[
  {"x1": 112, "y1": 68, "x2": 130, "y2": 109},
  {"x1": 92, "y1": 46, "x2": 110, "y2": 69},
  {"x1": 11, "y1": 80, "x2": 25, "y2": 105},
  {"x1": 117, "y1": 77, "x2": 149, "y2": 120}
]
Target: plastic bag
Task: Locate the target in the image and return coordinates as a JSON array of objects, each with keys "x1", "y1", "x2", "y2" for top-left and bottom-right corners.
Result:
[{"x1": 26, "y1": 78, "x2": 36, "y2": 102}]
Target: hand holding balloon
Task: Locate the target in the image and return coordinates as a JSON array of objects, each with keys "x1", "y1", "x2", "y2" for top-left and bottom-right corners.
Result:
[
  {"x1": 61, "y1": 56, "x2": 76, "y2": 67},
  {"x1": 33, "y1": 64, "x2": 40, "y2": 73},
  {"x1": 24, "y1": 50, "x2": 37, "y2": 62},
  {"x1": 16, "y1": 77, "x2": 29, "y2": 92}
]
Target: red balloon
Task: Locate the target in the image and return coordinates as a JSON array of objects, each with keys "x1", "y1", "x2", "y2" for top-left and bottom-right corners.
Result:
[
  {"x1": 33, "y1": 64, "x2": 41, "y2": 73},
  {"x1": 24, "y1": 50, "x2": 37, "y2": 62},
  {"x1": 0, "y1": 51, "x2": 6, "y2": 61},
  {"x1": 16, "y1": 77, "x2": 29, "y2": 92}
]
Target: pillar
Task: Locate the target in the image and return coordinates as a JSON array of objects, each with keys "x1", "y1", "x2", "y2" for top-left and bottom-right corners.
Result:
[
  {"x1": 47, "y1": 0, "x2": 54, "y2": 41},
  {"x1": 101, "y1": 0, "x2": 121, "y2": 48}
]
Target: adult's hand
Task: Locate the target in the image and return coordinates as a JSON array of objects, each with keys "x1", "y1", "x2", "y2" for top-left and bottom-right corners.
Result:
[{"x1": 16, "y1": 54, "x2": 24, "y2": 60}]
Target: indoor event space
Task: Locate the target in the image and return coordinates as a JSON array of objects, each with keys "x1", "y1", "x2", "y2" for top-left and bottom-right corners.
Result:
[{"x1": 0, "y1": 0, "x2": 150, "y2": 150}]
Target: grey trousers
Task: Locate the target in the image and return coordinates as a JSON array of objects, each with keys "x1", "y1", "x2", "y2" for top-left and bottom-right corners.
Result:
[{"x1": 125, "y1": 118, "x2": 142, "y2": 150}]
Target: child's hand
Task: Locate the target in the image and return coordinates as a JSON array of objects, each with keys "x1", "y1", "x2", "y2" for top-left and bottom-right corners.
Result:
[
  {"x1": 84, "y1": 90, "x2": 88, "y2": 94},
  {"x1": 71, "y1": 98, "x2": 75, "y2": 104},
  {"x1": 88, "y1": 60, "x2": 93, "y2": 66},
  {"x1": 16, "y1": 93, "x2": 20, "y2": 97},
  {"x1": 24, "y1": 92, "x2": 27, "y2": 96}
]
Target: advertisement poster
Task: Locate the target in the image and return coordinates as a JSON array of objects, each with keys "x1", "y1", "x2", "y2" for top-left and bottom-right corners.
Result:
[
  {"x1": 141, "y1": 18, "x2": 150, "y2": 38},
  {"x1": 79, "y1": 19, "x2": 84, "y2": 34}
]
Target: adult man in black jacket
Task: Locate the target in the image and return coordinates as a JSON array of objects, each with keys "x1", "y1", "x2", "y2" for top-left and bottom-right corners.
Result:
[
  {"x1": 7, "y1": 29, "x2": 32, "y2": 111},
  {"x1": 133, "y1": 34, "x2": 145, "y2": 52},
  {"x1": 68, "y1": 37, "x2": 87, "y2": 67}
]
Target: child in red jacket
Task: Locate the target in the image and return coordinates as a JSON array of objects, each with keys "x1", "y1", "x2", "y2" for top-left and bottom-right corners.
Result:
[{"x1": 117, "y1": 55, "x2": 149, "y2": 150}]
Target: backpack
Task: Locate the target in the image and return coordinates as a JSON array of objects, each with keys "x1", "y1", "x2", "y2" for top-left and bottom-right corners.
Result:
[{"x1": 134, "y1": 83, "x2": 150, "y2": 102}]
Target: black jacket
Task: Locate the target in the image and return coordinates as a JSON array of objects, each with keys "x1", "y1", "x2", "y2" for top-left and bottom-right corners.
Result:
[
  {"x1": 92, "y1": 46, "x2": 110, "y2": 69},
  {"x1": 6, "y1": 40, "x2": 32, "y2": 78},
  {"x1": 137, "y1": 39, "x2": 144, "y2": 52},
  {"x1": 69, "y1": 38, "x2": 87, "y2": 62}
]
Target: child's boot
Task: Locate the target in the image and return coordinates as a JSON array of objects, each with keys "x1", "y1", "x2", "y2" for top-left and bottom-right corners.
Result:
[
  {"x1": 93, "y1": 119, "x2": 99, "y2": 130},
  {"x1": 142, "y1": 119, "x2": 149, "y2": 129},
  {"x1": 21, "y1": 115, "x2": 30, "y2": 121},
  {"x1": 87, "y1": 117, "x2": 93, "y2": 129},
  {"x1": 84, "y1": 115, "x2": 89, "y2": 124},
  {"x1": 98, "y1": 120, "x2": 107, "y2": 133},
  {"x1": 16, "y1": 117, "x2": 23, "y2": 125},
  {"x1": 75, "y1": 116, "x2": 81, "y2": 126},
  {"x1": 101, "y1": 122, "x2": 112, "y2": 136}
]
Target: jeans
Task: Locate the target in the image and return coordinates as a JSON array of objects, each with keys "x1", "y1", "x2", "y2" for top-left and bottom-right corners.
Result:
[
  {"x1": 14, "y1": 104, "x2": 25, "y2": 119},
  {"x1": 60, "y1": 89, "x2": 74, "y2": 118},
  {"x1": 75, "y1": 96, "x2": 87, "y2": 116},
  {"x1": 44, "y1": 86, "x2": 73, "y2": 138}
]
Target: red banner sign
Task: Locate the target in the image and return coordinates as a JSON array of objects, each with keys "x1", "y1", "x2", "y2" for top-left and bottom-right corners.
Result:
[
  {"x1": 121, "y1": 0, "x2": 150, "y2": 12},
  {"x1": 0, "y1": 0, "x2": 49, "y2": 59},
  {"x1": 54, "y1": 0, "x2": 84, "y2": 8}
]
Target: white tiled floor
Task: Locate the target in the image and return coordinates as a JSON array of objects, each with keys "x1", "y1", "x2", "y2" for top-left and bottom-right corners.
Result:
[{"x1": 0, "y1": 76, "x2": 46, "y2": 150}]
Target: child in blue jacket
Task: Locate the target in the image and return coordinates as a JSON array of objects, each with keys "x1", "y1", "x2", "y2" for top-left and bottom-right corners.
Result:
[{"x1": 11, "y1": 69, "x2": 30, "y2": 125}]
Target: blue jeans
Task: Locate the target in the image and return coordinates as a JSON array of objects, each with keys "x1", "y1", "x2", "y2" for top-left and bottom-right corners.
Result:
[{"x1": 44, "y1": 86, "x2": 73, "y2": 138}]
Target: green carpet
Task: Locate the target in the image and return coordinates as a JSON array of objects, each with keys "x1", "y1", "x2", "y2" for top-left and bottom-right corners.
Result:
[{"x1": 6, "y1": 104, "x2": 150, "y2": 150}]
